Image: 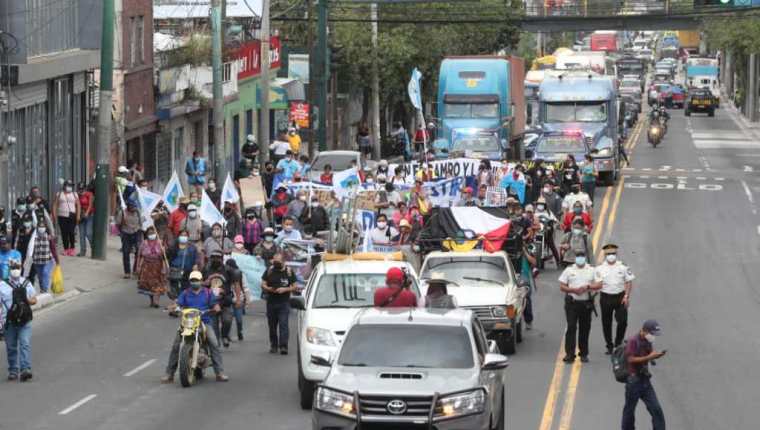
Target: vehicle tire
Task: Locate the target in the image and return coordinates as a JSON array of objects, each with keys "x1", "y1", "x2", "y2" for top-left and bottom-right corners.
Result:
[
  {"x1": 497, "y1": 332, "x2": 516, "y2": 355},
  {"x1": 536, "y1": 243, "x2": 545, "y2": 270},
  {"x1": 298, "y1": 364, "x2": 315, "y2": 410},
  {"x1": 709, "y1": 109, "x2": 715, "y2": 117},
  {"x1": 492, "y1": 388, "x2": 506, "y2": 430},
  {"x1": 178, "y1": 342, "x2": 196, "y2": 388},
  {"x1": 602, "y1": 171, "x2": 615, "y2": 186},
  {"x1": 516, "y1": 320, "x2": 523, "y2": 344},
  {"x1": 685, "y1": 109, "x2": 690, "y2": 116}
]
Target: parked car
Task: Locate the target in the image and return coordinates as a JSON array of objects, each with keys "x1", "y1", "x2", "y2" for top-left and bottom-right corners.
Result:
[{"x1": 311, "y1": 308, "x2": 508, "y2": 430}]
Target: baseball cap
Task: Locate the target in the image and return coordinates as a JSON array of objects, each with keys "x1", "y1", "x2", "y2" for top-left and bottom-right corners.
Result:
[
  {"x1": 188, "y1": 271, "x2": 203, "y2": 281},
  {"x1": 118, "y1": 166, "x2": 129, "y2": 173},
  {"x1": 386, "y1": 267, "x2": 405, "y2": 285},
  {"x1": 399, "y1": 219, "x2": 411, "y2": 229},
  {"x1": 263, "y1": 227, "x2": 275, "y2": 235},
  {"x1": 642, "y1": 320, "x2": 662, "y2": 336},
  {"x1": 187, "y1": 203, "x2": 197, "y2": 211}
]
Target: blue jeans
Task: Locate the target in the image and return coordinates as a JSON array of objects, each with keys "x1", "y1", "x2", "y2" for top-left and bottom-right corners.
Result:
[
  {"x1": 78, "y1": 216, "x2": 93, "y2": 255},
  {"x1": 266, "y1": 301, "x2": 290, "y2": 348},
  {"x1": 5, "y1": 322, "x2": 32, "y2": 374},
  {"x1": 622, "y1": 375, "x2": 666, "y2": 430},
  {"x1": 33, "y1": 261, "x2": 53, "y2": 293},
  {"x1": 232, "y1": 306, "x2": 244, "y2": 337}
]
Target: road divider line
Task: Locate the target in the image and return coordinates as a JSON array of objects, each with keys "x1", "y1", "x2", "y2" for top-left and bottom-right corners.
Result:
[
  {"x1": 58, "y1": 394, "x2": 97, "y2": 415},
  {"x1": 557, "y1": 354, "x2": 583, "y2": 430},
  {"x1": 741, "y1": 180, "x2": 754, "y2": 204},
  {"x1": 123, "y1": 358, "x2": 156, "y2": 377},
  {"x1": 538, "y1": 348, "x2": 568, "y2": 430}
]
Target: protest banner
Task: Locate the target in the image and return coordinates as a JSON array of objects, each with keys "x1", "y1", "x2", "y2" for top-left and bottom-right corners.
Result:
[
  {"x1": 388, "y1": 158, "x2": 504, "y2": 182},
  {"x1": 239, "y1": 176, "x2": 267, "y2": 209},
  {"x1": 424, "y1": 176, "x2": 465, "y2": 207}
]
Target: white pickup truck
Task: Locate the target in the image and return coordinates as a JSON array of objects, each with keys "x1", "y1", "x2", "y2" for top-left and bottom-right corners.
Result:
[{"x1": 419, "y1": 250, "x2": 528, "y2": 354}]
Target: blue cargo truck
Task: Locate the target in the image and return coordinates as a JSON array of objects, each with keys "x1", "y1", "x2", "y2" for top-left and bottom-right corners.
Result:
[
  {"x1": 537, "y1": 73, "x2": 620, "y2": 185},
  {"x1": 433, "y1": 56, "x2": 526, "y2": 160}
]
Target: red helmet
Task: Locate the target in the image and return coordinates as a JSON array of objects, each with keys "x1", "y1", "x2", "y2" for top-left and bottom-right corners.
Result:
[{"x1": 386, "y1": 267, "x2": 405, "y2": 285}]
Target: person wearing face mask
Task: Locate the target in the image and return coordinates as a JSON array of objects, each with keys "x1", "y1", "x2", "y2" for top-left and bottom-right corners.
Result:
[
  {"x1": 15, "y1": 215, "x2": 34, "y2": 274},
  {"x1": 593, "y1": 244, "x2": 635, "y2": 355},
  {"x1": 1, "y1": 260, "x2": 37, "y2": 382},
  {"x1": 77, "y1": 182, "x2": 95, "y2": 257},
  {"x1": 287, "y1": 127, "x2": 302, "y2": 154},
  {"x1": 231, "y1": 235, "x2": 248, "y2": 255},
  {"x1": 0, "y1": 236, "x2": 22, "y2": 282},
  {"x1": 161, "y1": 271, "x2": 229, "y2": 383},
  {"x1": 52, "y1": 180, "x2": 81, "y2": 256},
  {"x1": 116, "y1": 202, "x2": 141, "y2": 279},
  {"x1": 178, "y1": 203, "x2": 203, "y2": 246},
  {"x1": 185, "y1": 151, "x2": 207, "y2": 194},
  {"x1": 270, "y1": 185, "x2": 292, "y2": 224},
  {"x1": 562, "y1": 183, "x2": 593, "y2": 215},
  {"x1": 223, "y1": 203, "x2": 242, "y2": 239},
  {"x1": 534, "y1": 197, "x2": 560, "y2": 266},
  {"x1": 622, "y1": 320, "x2": 666, "y2": 430},
  {"x1": 261, "y1": 252, "x2": 297, "y2": 354},
  {"x1": 241, "y1": 208, "x2": 263, "y2": 254},
  {"x1": 203, "y1": 223, "x2": 234, "y2": 264},
  {"x1": 168, "y1": 197, "x2": 189, "y2": 237},
  {"x1": 560, "y1": 218, "x2": 594, "y2": 268},
  {"x1": 541, "y1": 181, "x2": 563, "y2": 217},
  {"x1": 203, "y1": 251, "x2": 233, "y2": 347},
  {"x1": 558, "y1": 250, "x2": 599, "y2": 363},
  {"x1": 27, "y1": 186, "x2": 49, "y2": 213},
  {"x1": 254, "y1": 227, "x2": 280, "y2": 268},
  {"x1": 30, "y1": 221, "x2": 59, "y2": 293},
  {"x1": 369, "y1": 214, "x2": 399, "y2": 246},
  {"x1": 11, "y1": 198, "x2": 28, "y2": 246},
  {"x1": 276, "y1": 150, "x2": 300, "y2": 180},
  {"x1": 561, "y1": 201, "x2": 593, "y2": 233},
  {"x1": 136, "y1": 226, "x2": 168, "y2": 308},
  {"x1": 275, "y1": 217, "x2": 302, "y2": 246},
  {"x1": 167, "y1": 229, "x2": 201, "y2": 300},
  {"x1": 206, "y1": 179, "x2": 222, "y2": 209},
  {"x1": 300, "y1": 197, "x2": 329, "y2": 236},
  {"x1": 286, "y1": 191, "x2": 308, "y2": 228}
]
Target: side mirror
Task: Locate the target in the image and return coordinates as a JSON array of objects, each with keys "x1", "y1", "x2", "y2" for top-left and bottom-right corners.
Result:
[
  {"x1": 310, "y1": 352, "x2": 332, "y2": 367},
  {"x1": 289, "y1": 296, "x2": 306, "y2": 311},
  {"x1": 487, "y1": 340, "x2": 499, "y2": 354},
  {"x1": 482, "y1": 353, "x2": 509, "y2": 370}
]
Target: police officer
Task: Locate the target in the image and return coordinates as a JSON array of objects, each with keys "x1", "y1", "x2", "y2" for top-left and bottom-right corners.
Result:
[
  {"x1": 558, "y1": 250, "x2": 599, "y2": 363},
  {"x1": 594, "y1": 243, "x2": 635, "y2": 355}
]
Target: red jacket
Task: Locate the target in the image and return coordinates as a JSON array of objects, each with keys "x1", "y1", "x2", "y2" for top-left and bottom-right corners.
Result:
[
  {"x1": 561, "y1": 211, "x2": 593, "y2": 232},
  {"x1": 169, "y1": 209, "x2": 187, "y2": 237},
  {"x1": 373, "y1": 286, "x2": 417, "y2": 307}
]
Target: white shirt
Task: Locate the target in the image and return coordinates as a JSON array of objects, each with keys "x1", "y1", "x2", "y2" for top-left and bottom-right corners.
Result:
[
  {"x1": 535, "y1": 209, "x2": 558, "y2": 224},
  {"x1": 558, "y1": 264, "x2": 595, "y2": 301},
  {"x1": 562, "y1": 192, "x2": 593, "y2": 212},
  {"x1": 594, "y1": 261, "x2": 635, "y2": 295},
  {"x1": 269, "y1": 140, "x2": 292, "y2": 156},
  {"x1": 369, "y1": 226, "x2": 399, "y2": 245}
]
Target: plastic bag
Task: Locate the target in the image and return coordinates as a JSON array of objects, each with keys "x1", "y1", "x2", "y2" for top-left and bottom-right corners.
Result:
[
  {"x1": 51, "y1": 264, "x2": 64, "y2": 294},
  {"x1": 109, "y1": 216, "x2": 120, "y2": 236}
]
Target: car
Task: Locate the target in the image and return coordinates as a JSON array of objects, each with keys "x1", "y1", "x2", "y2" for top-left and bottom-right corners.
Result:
[
  {"x1": 671, "y1": 85, "x2": 686, "y2": 109},
  {"x1": 311, "y1": 308, "x2": 508, "y2": 430},
  {"x1": 306, "y1": 150, "x2": 377, "y2": 183},
  {"x1": 648, "y1": 82, "x2": 672, "y2": 106},
  {"x1": 419, "y1": 250, "x2": 527, "y2": 354},
  {"x1": 290, "y1": 255, "x2": 421, "y2": 409},
  {"x1": 619, "y1": 78, "x2": 643, "y2": 99},
  {"x1": 685, "y1": 88, "x2": 717, "y2": 117}
]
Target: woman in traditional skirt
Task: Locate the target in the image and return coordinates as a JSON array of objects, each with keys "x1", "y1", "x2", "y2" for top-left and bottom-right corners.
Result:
[{"x1": 136, "y1": 226, "x2": 168, "y2": 308}]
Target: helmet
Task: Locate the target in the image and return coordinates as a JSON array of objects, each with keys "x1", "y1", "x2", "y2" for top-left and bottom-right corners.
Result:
[{"x1": 386, "y1": 267, "x2": 405, "y2": 285}]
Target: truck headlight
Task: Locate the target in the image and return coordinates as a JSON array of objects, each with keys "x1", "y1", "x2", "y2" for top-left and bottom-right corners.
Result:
[
  {"x1": 491, "y1": 306, "x2": 507, "y2": 318},
  {"x1": 306, "y1": 327, "x2": 337, "y2": 346},
  {"x1": 435, "y1": 389, "x2": 486, "y2": 420},
  {"x1": 315, "y1": 387, "x2": 356, "y2": 418},
  {"x1": 594, "y1": 148, "x2": 612, "y2": 157}
]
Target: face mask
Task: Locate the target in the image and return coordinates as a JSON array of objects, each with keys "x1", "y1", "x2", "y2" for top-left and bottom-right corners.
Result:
[
  {"x1": 37, "y1": 227, "x2": 46, "y2": 234},
  {"x1": 299, "y1": 195, "x2": 307, "y2": 202},
  {"x1": 208, "y1": 184, "x2": 216, "y2": 191},
  {"x1": 235, "y1": 243, "x2": 244, "y2": 250},
  {"x1": 148, "y1": 234, "x2": 157, "y2": 241},
  {"x1": 178, "y1": 236, "x2": 189, "y2": 244},
  {"x1": 367, "y1": 179, "x2": 374, "y2": 184},
  {"x1": 284, "y1": 226, "x2": 293, "y2": 233},
  {"x1": 212, "y1": 230, "x2": 222, "y2": 238},
  {"x1": 644, "y1": 333, "x2": 656, "y2": 344},
  {"x1": 194, "y1": 157, "x2": 200, "y2": 162},
  {"x1": 18, "y1": 205, "x2": 26, "y2": 213},
  {"x1": 376, "y1": 222, "x2": 387, "y2": 229},
  {"x1": 543, "y1": 187, "x2": 552, "y2": 194},
  {"x1": 606, "y1": 254, "x2": 617, "y2": 263},
  {"x1": 572, "y1": 228, "x2": 583, "y2": 235},
  {"x1": 264, "y1": 236, "x2": 274, "y2": 243},
  {"x1": 9, "y1": 269, "x2": 21, "y2": 278},
  {"x1": 574, "y1": 207, "x2": 582, "y2": 214},
  {"x1": 273, "y1": 261, "x2": 283, "y2": 269},
  {"x1": 537, "y1": 204, "x2": 546, "y2": 212},
  {"x1": 310, "y1": 202, "x2": 319, "y2": 208},
  {"x1": 29, "y1": 204, "x2": 37, "y2": 210},
  {"x1": 23, "y1": 222, "x2": 32, "y2": 229},
  {"x1": 190, "y1": 282, "x2": 202, "y2": 290},
  {"x1": 188, "y1": 211, "x2": 198, "y2": 219},
  {"x1": 575, "y1": 256, "x2": 586, "y2": 266}
]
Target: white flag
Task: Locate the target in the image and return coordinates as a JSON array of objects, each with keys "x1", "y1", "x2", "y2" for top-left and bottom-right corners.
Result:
[
  {"x1": 221, "y1": 173, "x2": 240, "y2": 206},
  {"x1": 162, "y1": 171, "x2": 184, "y2": 212},
  {"x1": 333, "y1": 167, "x2": 362, "y2": 199},
  {"x1": 137, "y1": 187, "x2": 164, "y2": 230},
  {"x1": 200, "y1": 189, "x2": 225, "y2": 227}
]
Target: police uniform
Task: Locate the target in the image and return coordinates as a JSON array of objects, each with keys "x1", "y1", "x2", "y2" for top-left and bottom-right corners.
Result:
[
  {"x1": 594, "y1": 244, "x2": 635, "y2": 353},
  {"x1": 558, "y1": 260, "x2": 595, "y2": 362}
]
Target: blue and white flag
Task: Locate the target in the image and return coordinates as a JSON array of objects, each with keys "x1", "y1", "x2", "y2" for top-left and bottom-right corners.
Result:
[
  {"x1": 407, "y1": 68, "x2": 423, "y2": 111},
  {"x1": 137, "y1": 187, "x2": 164, "y2": 230},
  {"x1": 333, "y1": 167, "x2": 361, "y2": 199},
  {"x1": 162, "y1": 171, "x2": 184, "y2": 212},
  {"x1": 221, "y1": 173, "x2": 240, "y2": 206},
  {"x1": 200, "y1": 189, "x2": 225, "y2": 226}
]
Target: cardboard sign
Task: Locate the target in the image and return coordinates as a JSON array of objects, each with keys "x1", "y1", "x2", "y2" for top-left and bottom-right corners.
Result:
[
  {"x1": 355, "y1": 190, "x2": 377, "y2": 211},
  {"x1": 239, "y1": 176, "x2": 267, "y2": 209}
]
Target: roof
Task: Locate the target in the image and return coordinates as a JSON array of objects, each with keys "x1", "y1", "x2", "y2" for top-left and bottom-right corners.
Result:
[
  {"x1": 154, "y1": 0, "x2": 261, "y2": 19},
  {"x1": 319, "y1": 259, "x2": 415, "y2": 275},
  {"x1": 539, "y1": 75, "x2": 616, "y2": 102},
  {"x1": 424, "y1": 250, "x2": 508, "y2": 259},
  {"x1": 354, "y1": 308, "x2": 473, "y2": 327}
]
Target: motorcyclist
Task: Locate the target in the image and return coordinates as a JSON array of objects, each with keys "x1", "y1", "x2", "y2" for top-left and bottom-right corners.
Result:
[
  {"x1": 535, "y1": 197, "x2": 561, "y2": 266},
  {"x1": 161, "y1": 271, "x2": 229, "y2": 383}
]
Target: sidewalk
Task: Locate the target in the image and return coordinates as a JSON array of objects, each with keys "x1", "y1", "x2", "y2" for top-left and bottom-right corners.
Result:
[{"x1": 32, "y1": 235, "x2": 126, "y2": 312}]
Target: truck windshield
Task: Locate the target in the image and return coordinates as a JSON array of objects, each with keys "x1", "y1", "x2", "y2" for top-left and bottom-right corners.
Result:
[
  {"x1": 621, "y1": 80, "x2": 639, "y2": 88},
  {"x1": 452, "y1": 134, "x2": 500, "y2": 152},
  {"x1": 546, "y1": 102, "x2": 608, "y2": 123},
  {"x1": 445, "y1": 103, "x2": 499, "y2": 118},
  {"x1": 422, "y1": 256, "x2": 511, "y2": 286},
  {"x1": 537, "y1": 136, "x2": 586, "y2": 153},
  {"x1": 339, "y1": 325, "x2": 474, "y2": 369},
  {"x1": 312, "y1": 273, "x2": 419, "y2": 309}
]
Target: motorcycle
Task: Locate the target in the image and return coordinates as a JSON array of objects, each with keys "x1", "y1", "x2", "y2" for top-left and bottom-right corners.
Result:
[
  {"x1": 528, "y1": 215, "x2": 555, "y2": 270},
  {"x1": 648, "y1": 122, "x2": 663, "y2": 147},
  {"x1": 177, "y1": 308, "x2": 213, "y2": 387}
]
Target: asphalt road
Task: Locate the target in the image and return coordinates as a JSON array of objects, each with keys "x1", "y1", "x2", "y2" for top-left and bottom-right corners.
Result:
[{"x1": 1, "y1": 105, "x2": 759, "y2": 430}]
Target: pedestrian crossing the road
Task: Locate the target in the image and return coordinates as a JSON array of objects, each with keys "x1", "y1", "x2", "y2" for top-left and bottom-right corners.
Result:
[{"x1": 690, "y1": 130, "x2": 758, "y2": 149}]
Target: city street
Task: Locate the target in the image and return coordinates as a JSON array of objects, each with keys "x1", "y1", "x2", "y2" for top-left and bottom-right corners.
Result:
[{"x1": 1, "y1": 106, "x2": 758, "y2": 429}]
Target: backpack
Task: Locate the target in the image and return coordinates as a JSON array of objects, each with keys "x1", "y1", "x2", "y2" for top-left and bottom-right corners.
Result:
[
  {"x1": 6, "y1": 281, "x2": 33, "y2": 326},
  {"x1": 611, "y1": 341, "x2": 629, "y2": 383}
]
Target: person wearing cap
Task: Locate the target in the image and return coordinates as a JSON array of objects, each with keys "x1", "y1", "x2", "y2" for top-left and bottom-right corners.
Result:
[
  {"x1": 241, "y1": 207, "x2": 264, "y2": 254},
  {"x1": 423, "y1": 273, "x2": 457, "y2": 309},
  {"x1": 261, "y1": 252, "x2": 297, "y2": 354},
  {"x1": 373, "y1": 267, "x2": 417, "y2": 307},
  {"x1": 0, "y1": 236, "x2": 22, "y2": 282},
  {"x1": 116, "y1": 201, "x2": 142, "y2": 279},
  {"x1": 396, "y1": 219, "x2": 415, "y2": 245},
  {"x1": 622, "y1": 320, "x2": 666, "y2": 430},
  {"x1": 1, "y1": 260, "x2": 37, "y2": 381},
  {"x1": 161, "y1": 270, "x2": 229, "y2": 383},
  {"x1": 561, "y1": 200, "x2": 593, "y2": 233},
  {"x1": 168, "y1": 197, "x2": 190, "y2": 238},
  {"x1": 457, "y1": 186, "x2": 477, "y2": 207},
  {"x1": 114, "y1": 166, "x2": 131, "y2": 199},
  {"x1": 271, "y1": 184, "x2": 292, "y2": 223},
  {"x1": 52, "y1": 180, "x2": 81, "y2": 256},
  {"x1": 594, "y1": 243, "x2": 635, "y2": 355},
  {"x1": 558, "y1": 250, "x2": 599, "y2": 363},
  {"x1": 179, "y1": 203, "x2": 204, "y2": 245},
  {"x1": 560, "y1": 217, "x2": 593, "y2": 268},
  {"x1": 185, "y1": 151, "x2": 208, "y2": 194},
  {"x1": 241, "y1": 134, "x2": 259, "y2": 161},
  {"x1": 254, "y1": 227, "x2": 280, "y2": 268}
]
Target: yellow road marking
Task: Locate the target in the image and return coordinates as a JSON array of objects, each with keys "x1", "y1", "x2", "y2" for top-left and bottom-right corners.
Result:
[
  {"x1": 538, "y1": 348, "x2": 569, "y2": 430},
  {"x1": 557, "y1": 357, "x2": 583, "y2": 430}
]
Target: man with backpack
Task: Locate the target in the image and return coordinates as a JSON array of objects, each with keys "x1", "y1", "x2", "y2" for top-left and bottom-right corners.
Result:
[
  {"x1": 620, "y1": 320, "x2": 667, "y2": 430},
  {"x1": 1, "y1": 260, "x2": 37, "y2": 381}
]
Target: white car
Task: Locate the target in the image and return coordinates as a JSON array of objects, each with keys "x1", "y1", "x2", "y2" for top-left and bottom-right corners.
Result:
[
  {"x1": 419, "y1": 250, "x2": 528, "y2": 354},
  {"x1": 306, "y1": 150, "x2": 377, "y2": 182},
  {"x1": 289, "y1": 256, "x2": 420, "y2": 409}
]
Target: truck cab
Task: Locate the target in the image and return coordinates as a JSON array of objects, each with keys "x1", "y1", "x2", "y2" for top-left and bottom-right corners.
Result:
[{"x1": 538, "y1": 74, "x2": 620, "y2": 185}]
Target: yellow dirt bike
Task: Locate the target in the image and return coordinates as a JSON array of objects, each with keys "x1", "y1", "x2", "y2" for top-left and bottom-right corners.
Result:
[{"x1": 178, "y1": 308, "x2": 212, "y2": 387}]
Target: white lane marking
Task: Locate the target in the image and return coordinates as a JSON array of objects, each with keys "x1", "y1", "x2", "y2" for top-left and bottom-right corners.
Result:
[
  {"x1": 123, "y1": 359, "x2": 156, "y2": 377},
  {"x1": 698, "y1": 157, "x2": 710, "y2": 169},
  {"x1": 658, "y1": 176, "x2": 668, "y2": 179},
  {"x1": 757, "y1": 226, "x2": 760, "y2": 236},
  {"x1": 58, "y1": 394, "x2": 97, "y2": 415},
  {"x1": 639, "y1": 175, "x2": 650, "y2": 179},
  {"x1": 659, "y1": 165, "x2": 672, "y2": 171},
  {"x1": 622, "y1": 166, "x2": 634, "y2": 171},
  {"x1": 715, "y1": 177, "x2": 725, "y2": 181},
  {"x1": 741, "y1": 180, "x2": 755, "y2": 204},
  {"x1": 692, "y1": 169, "x2": 703, "y2": 172},
  {"x1": 735, "y1": 153, "x2": 760, "y2": 157},
  {"x1": 696, "y1": 176, "x2": 706, "y2": 180},
  {"x1": 675, "y1": 168, "x2": 686, "y2": 172},
  {"x1": 745, "y1": 165, "x2": 754, "y2": 172},
  {"x1": 693, "y1": 140, "x2": 758, "y2": 149},
  {"x1": 692, "y1": 131, "x2": 748, "y2": 140},
  {"x1": 641, "y1": 168, "x2": 652, "y2": 171}
]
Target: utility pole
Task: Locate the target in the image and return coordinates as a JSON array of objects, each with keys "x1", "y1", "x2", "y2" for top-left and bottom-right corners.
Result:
[
  {"x1": 317, "y1": 0, "x2": 328, "y2": 151},
  {"x1": 260, "y1": 0, "x2": 271, "y2": 165},
  {"x1": 211, "y1": 0, "x2": 226, "y2": 182},
  {"x1": 370, "y1": 3, "x2": 381, "y2": 161},
  {"x1": 306, "y1": 0, "x2": 316, "y2": 158},
  {"x1": 92, "y1": 0, "x2": 114, "y2": 260}
]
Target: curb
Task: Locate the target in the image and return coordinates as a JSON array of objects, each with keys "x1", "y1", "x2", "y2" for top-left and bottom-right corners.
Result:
[{"x1": 32, "y1": 289, "x2": 82, "y2": 312}]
